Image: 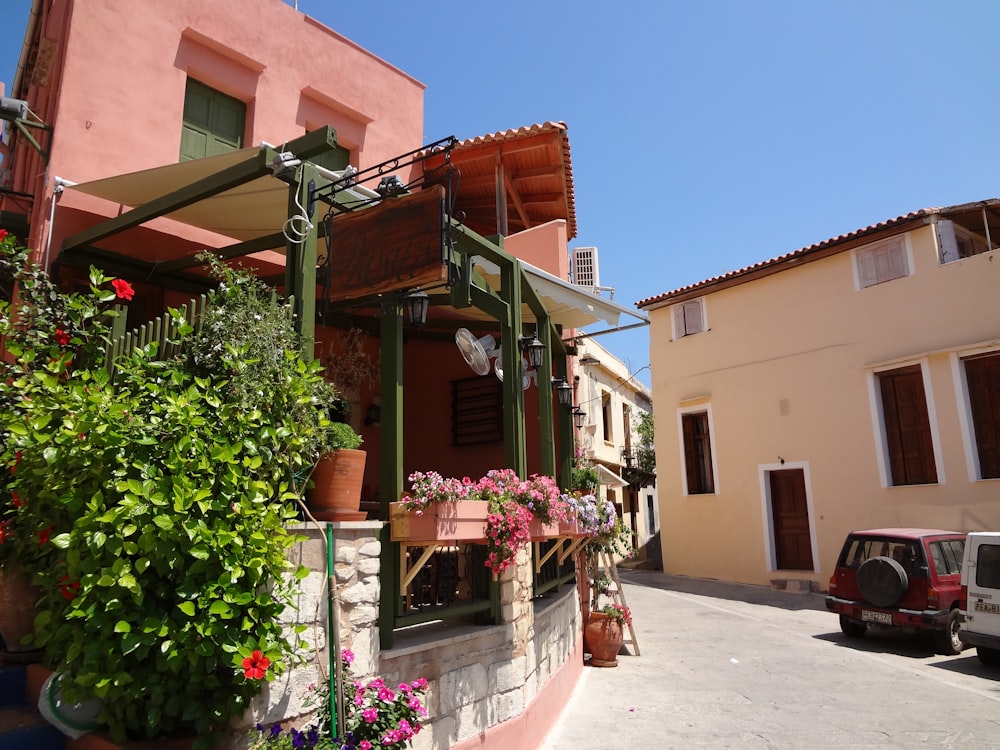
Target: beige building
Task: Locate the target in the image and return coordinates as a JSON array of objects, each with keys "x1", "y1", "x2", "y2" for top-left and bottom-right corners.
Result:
[
  {"x1": 638, "y1": 200, "x2": 1000, "y2": 590},
  {"x1": 573, "y1": 336, "x2": 659, "y2": 563}
]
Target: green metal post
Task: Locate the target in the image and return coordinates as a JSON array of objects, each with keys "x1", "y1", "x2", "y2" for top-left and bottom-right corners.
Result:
[
  {"x1": 325, "y1": 523, "x2": 341, "y2": 740},
  {"x1": 284, "y1": 162, "x2": 318, "y2": 358},
  {"x1": 378, "y1": 302, "x2": 404, "y2": 649}
]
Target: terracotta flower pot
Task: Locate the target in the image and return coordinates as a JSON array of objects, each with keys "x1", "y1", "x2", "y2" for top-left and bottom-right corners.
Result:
[
  {"x1": 306, "y1": 449, "x2": 367, "y2": 521},
  {"x1": 583, "y1": 611, "x2": 624, "y2": 667},
  {"x1": 0, "y1": 570, "x2": 40, "y2": 653}
]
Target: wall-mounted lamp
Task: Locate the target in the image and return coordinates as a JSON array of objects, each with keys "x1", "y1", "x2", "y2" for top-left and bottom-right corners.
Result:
[
  {"x1": 364, "y1": 404, "x2": 381, "y2": 427},
  {"x1": 553, "y1": 378, "x2": 573, "y2": 407},
  {"x1": 579, "y1": 354, "x2": 601, "y2": 366},
  {"x1": 404, "y1": 289, "x2": 429, "y2": 327},
  {"x1": 519, "y1": 332, "x2": 546, "y2": 369},
  {"x1": 572, "y1": 407, "x2": 587, "y2": 430}
]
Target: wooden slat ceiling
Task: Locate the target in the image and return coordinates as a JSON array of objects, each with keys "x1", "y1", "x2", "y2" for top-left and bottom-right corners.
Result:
[{"x1": 422, "y1": 121, "x2": 577, "y2": 240}]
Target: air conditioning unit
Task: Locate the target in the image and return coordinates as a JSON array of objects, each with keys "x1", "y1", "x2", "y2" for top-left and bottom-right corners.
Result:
[
  {"x1": 0, "y1": 98, "x2": 28, "y2": 122},
  {"x1": 572, "y1": 246, "x2": 599, "y2": 291}
]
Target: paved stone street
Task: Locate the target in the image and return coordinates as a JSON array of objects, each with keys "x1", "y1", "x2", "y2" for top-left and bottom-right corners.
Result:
[{"x1": 539, "y1": 570, "x2": 1000, "y2": 749}]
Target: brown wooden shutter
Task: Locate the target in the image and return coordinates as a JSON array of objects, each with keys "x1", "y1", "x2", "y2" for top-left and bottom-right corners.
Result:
[
  {"x1": 879, "y1": 366, "x2": 937, "y2": 485},
  {"x1": 682, "y1": 413, "x2": 700, "y2": 493},
  {"x1": 965, "y1": 353, "x2": 1000, "y2": 479}
]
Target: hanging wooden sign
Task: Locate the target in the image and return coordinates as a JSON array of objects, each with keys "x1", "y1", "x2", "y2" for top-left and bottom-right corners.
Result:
[{"x1": 327, "y1": 185, "x2": 447, "y2": 299}]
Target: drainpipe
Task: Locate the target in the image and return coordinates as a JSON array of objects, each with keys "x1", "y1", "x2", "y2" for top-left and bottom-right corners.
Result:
[
  {"x1": 325, "y1": 524, "x2": 344, "y2": 740},
  {"x1": 42, "y1": 176, "x2": 74, "y2": 270}
]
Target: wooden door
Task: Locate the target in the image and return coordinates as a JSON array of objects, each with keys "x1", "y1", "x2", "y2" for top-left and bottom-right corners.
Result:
[{"x1": 770, "y1": 469, "x2": 814, "y2": 570}]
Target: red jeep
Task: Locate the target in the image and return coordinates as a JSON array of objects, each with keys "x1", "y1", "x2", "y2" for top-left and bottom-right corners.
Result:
[{"x1": 826, "y1": 528, "x2": 966, "y2": 655}]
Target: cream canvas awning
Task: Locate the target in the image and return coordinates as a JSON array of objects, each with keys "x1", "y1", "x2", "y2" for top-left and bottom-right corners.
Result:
[
  {"x1": 595, "y1": 464, "x2": 629, "y2": 489},
  {"x1": 474, "y1": 257, "x2": 648, "y2": 332},
  {"x1": 67, "y1": 145, "x2": 378, "y2": 243}
]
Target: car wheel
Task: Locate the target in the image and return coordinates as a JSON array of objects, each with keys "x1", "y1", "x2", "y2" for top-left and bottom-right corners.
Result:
[
  {"x1": 934, "y1": 609, "x2": 963, "y2": 655},
  {"x1": 839, "y1": 615, "x2": 867, "y2": 638},
  {"x1": 857, "y1": 556, "x2": 908, "y2": 608},
  {"x1": 977, "y1": 646, "x2": 1000, "y2": 666}
]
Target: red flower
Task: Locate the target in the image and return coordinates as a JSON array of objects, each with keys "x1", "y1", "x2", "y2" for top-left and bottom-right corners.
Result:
[
  {"x1": 10, "y1": 451, "x2": 21, "y2": 474},
  {"x1": 242, "y1": 650, "x2": 270, "y2": 679},
  {"x1": 11, "y1": 491, "x2": 23, "y2": 508},
  {"x1": 54, "y1": 328, "x2": 70, "y2": 346},
  {"x1": 0, "y1": 229, "x2": 7, "y2": 241},
  {"x1": 58, "y1": 576, "x2": 80, "y2": 601},
  {"x1": 111, "y1": 278, "x2": 135, "y2": 301},
  {"x1": 36, "y1": 525, "x2": 52, "y2": 545},
  {"x1": 0, "y1": 520, "x2": 9, "y2": 543}
]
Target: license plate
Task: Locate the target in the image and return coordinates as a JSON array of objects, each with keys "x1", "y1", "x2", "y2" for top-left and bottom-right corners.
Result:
[
  {"x1": 862, "y1": 610, "x2": 893, "y2": 625},
  {"x1": 975, "y1": 601, "x2": 1000, "y2": 615}
]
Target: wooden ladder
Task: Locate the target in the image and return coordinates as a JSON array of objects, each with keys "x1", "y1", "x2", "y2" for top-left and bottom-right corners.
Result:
[{"x1": 597, "y1": 550, "x2": 640, "y2": 656}]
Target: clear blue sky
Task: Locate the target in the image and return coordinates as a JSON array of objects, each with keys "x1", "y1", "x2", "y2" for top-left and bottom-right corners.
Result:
[{"x1": 5, "y1": 1, "x2": 1000, "y2": 388}]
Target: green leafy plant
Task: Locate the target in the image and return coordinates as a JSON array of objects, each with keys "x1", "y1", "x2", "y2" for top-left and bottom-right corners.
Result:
[{"x1": 0, "y1": 242, "x2": 335, "y2": 746}]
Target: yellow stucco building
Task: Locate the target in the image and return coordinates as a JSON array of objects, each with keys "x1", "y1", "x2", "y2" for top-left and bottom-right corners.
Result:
[{"x1": 639, "y1": 200, "x2": 1000, "y2": 590}]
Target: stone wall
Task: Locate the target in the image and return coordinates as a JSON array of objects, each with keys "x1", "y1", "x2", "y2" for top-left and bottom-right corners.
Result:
[{"x1": 228, "y1": 524, "x2": 584, "y2": 749}]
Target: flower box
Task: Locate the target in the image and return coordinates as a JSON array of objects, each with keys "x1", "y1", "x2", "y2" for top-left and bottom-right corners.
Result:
[
  {"x1": 389, "y1": 500, "x2": 489, "y2": 544},
  {"x1": 529, "y1": 517, "x2": 561, "y2": 541},
  {"x1": 558, "y1": 509, "x2": 587, "y2": 538}
]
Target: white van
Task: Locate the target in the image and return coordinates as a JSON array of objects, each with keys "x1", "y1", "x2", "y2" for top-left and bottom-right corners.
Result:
[{"x1": 959, "y1": 532, "x2": 1000, "y2": 665}]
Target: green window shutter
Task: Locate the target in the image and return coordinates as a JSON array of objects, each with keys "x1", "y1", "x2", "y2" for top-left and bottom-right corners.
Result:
[
  {"x1": 180, "y1": 79, "x2": 246, "y2": 161},
  {"x1": 311, "y1": 143, "x2": 351, "y2": 172}
]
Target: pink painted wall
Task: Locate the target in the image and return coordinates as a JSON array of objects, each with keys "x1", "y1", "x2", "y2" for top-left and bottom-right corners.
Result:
[
  {"x1": 9, "y1": 0, "x2": 425, "y2": 257},
  {"x1": 504, "y1": 220, "x2": 570, "y2": 279}
]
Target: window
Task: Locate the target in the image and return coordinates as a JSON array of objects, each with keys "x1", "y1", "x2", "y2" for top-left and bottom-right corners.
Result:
[
  {"x1": 964, "y1": 352, "x2": 1000, "y2": 479},
  {"x1": 878, "y1": 365, "x2": 937, "y2": 485},
  {"x1": 671, "y1": 299, "x2": 705, "y2": 338},
  {"x1": 976, "y1": 543, "x2": 1000, "y2": 589},
  {"x1": 681, "y1": 411, "x2": 715, "y2": 494},
  {"x1": 937, "y1": 219, "x2": 991, "y2": 263},
  {"x1": 311, "y1": 142, "x2": 352, "y2": 173},
  {"x1": 180, "y1": 79, "x2": 246, "y2": 161},
  {"x1": 646, "y1": 494, "x2": 656, "y2": 535},
  {"x1": 601, "y1": 392, "x2": 612, "y2": 443},
  {"x1": 451, "y1": 376, "x2": 502, "y2": 445},
  {"x1": 856, "y1": 236, "x2": 909, "y2": 288},
  {"x1": 928, "y1": 539, "x2": 965, "y2": 576}
]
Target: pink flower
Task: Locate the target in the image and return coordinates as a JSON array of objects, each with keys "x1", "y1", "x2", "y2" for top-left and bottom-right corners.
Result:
[{"x1": 362, "y1": 707, "x2": 378, "y2": 723}]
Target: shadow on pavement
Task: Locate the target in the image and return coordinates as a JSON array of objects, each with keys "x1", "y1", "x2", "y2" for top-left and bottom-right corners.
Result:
[
  {"x1": 813, "y1": 626, "x2": 942, "y2": 658},
  {"x1": 618, "y1": 569, "x2": 827, "y2": 613}
]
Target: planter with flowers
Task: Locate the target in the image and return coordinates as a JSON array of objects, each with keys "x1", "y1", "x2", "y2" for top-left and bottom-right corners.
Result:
[
  {"x1": 0, "y1": 239, "x2": 340, "y2": 747},
  {"x1": 389, "y1": 471, "x2": 488, "y2": 544},
  {"x1": 583, "y1": 603, "x2": 632, "y2": 667},
  {"x1": 249, "y1": 648, "x2": 428, "y2": 749}
]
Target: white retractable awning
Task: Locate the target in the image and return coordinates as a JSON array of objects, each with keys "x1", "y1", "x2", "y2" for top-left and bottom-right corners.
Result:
[
  {"x1": 475, "y1": 257, "x2": 648, "y2": 332},
  {"x1": 595, "y1": 464, "x2": 629, "y2": 489}
]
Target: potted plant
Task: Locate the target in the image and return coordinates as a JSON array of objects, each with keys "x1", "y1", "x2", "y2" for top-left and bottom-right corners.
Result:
[
  {"x1": 389, "y1": 470, "x2": 489, "y2": 543},
  {"x1": 584, "y1": 602, "x2": 632, "y2": 667},
  {"x1": 306, "y1": 418, "x2": 367, "y2": 522}
]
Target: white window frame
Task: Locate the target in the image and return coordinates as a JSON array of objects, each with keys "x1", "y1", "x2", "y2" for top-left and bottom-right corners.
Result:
[
  {"x1": 671, "y1": 298, "x2": 707, "y2": 339},
  {"x1": 676, "y1": 402, "x2": 720, "y2": 496},
  {"x1": 853, "y1": 235, "x2": 912, "y2": 289},
  {"x1": 866, "y1": 358, "x2": 945, "y2": 488}
]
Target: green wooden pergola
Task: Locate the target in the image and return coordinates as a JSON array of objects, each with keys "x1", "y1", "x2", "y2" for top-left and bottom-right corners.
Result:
[{"x1": 55, "y1": 126, "x2": 646, "y2": 646}]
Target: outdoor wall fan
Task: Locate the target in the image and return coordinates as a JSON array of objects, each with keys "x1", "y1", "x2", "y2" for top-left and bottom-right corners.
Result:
[{"x1": 454, "y1": 328, "x2": 532, "y2": 390}]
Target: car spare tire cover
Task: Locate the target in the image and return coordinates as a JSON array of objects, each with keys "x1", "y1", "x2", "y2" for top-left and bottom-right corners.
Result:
[{"x1": 857, "y1": 556, "x2": 908, "y2": 608}]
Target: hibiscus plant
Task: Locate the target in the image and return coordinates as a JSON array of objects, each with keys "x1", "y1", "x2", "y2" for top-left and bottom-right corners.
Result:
[{"x1": 0, "y1": 234, "x2": 338, "y2": 747}]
